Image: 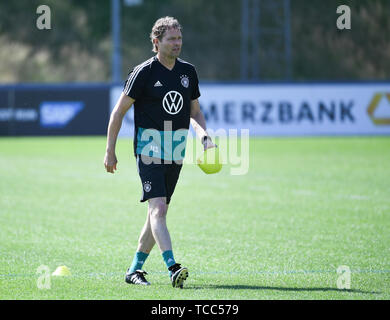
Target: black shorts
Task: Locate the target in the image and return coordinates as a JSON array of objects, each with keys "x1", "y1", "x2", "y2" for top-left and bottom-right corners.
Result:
[{"x1": 136, "y1": 155, "x2": 183, "y2": 204}]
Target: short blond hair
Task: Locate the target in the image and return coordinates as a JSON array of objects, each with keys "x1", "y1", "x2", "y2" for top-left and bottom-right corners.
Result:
[{"x1": 150, "y1": 16, "x2": 182, "y2": 53}]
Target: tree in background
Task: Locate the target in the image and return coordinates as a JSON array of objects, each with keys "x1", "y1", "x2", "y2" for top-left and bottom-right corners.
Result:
[{"x1": 0, "y1": 0, "x2": 388, "y2": 82}]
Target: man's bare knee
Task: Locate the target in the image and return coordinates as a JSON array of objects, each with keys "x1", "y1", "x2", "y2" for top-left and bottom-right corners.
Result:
[{"x1": 149, "y1": 198, "x2": 168, "y2": 219}]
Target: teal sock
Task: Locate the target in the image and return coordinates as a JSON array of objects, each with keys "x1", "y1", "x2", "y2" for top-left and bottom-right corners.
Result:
[
  {"x1": 162, "y1": 250, "x2": 176, "y2": 273},
  {"x1": 129, "y1": 251, "x2": 149, "y2": 274}
]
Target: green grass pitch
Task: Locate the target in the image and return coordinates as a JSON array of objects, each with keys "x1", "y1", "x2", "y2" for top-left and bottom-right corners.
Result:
[{"x1": 0, "y1": 136, "x2": 389, "y2": 300}]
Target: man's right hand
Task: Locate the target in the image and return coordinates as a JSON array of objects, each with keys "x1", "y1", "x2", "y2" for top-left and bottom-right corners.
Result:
[
  {"x1": 103, "y1": 93, "x2": 134, "y2": 174},
  {"x1": 104, "y1": 151, "x2": 118, "y2": 173}
]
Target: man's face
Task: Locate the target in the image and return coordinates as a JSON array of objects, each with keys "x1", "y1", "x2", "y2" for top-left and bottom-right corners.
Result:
[{"x1": 157, "y1": 28, "x2": 182, "y2": 58}]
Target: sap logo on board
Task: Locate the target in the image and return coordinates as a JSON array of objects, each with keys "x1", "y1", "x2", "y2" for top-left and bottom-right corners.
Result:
[{"x1": 40, "y1": 102, "x2": 84, "y2": 128}]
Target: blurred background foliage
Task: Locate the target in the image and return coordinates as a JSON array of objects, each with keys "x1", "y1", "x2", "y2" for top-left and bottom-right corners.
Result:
[{"x1": 0, "y1": 0, "x2": 389, "y2": 83}]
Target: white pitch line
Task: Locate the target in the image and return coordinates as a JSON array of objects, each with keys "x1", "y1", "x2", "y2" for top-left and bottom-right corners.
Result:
[{"x1": 1, "y1": 269, "x2": 389, "y2": 278}]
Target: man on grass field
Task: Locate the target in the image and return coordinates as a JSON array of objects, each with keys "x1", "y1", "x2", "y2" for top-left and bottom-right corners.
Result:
[{"x1": 104, "y1": 16, "x2": 215, "y2": 288}]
